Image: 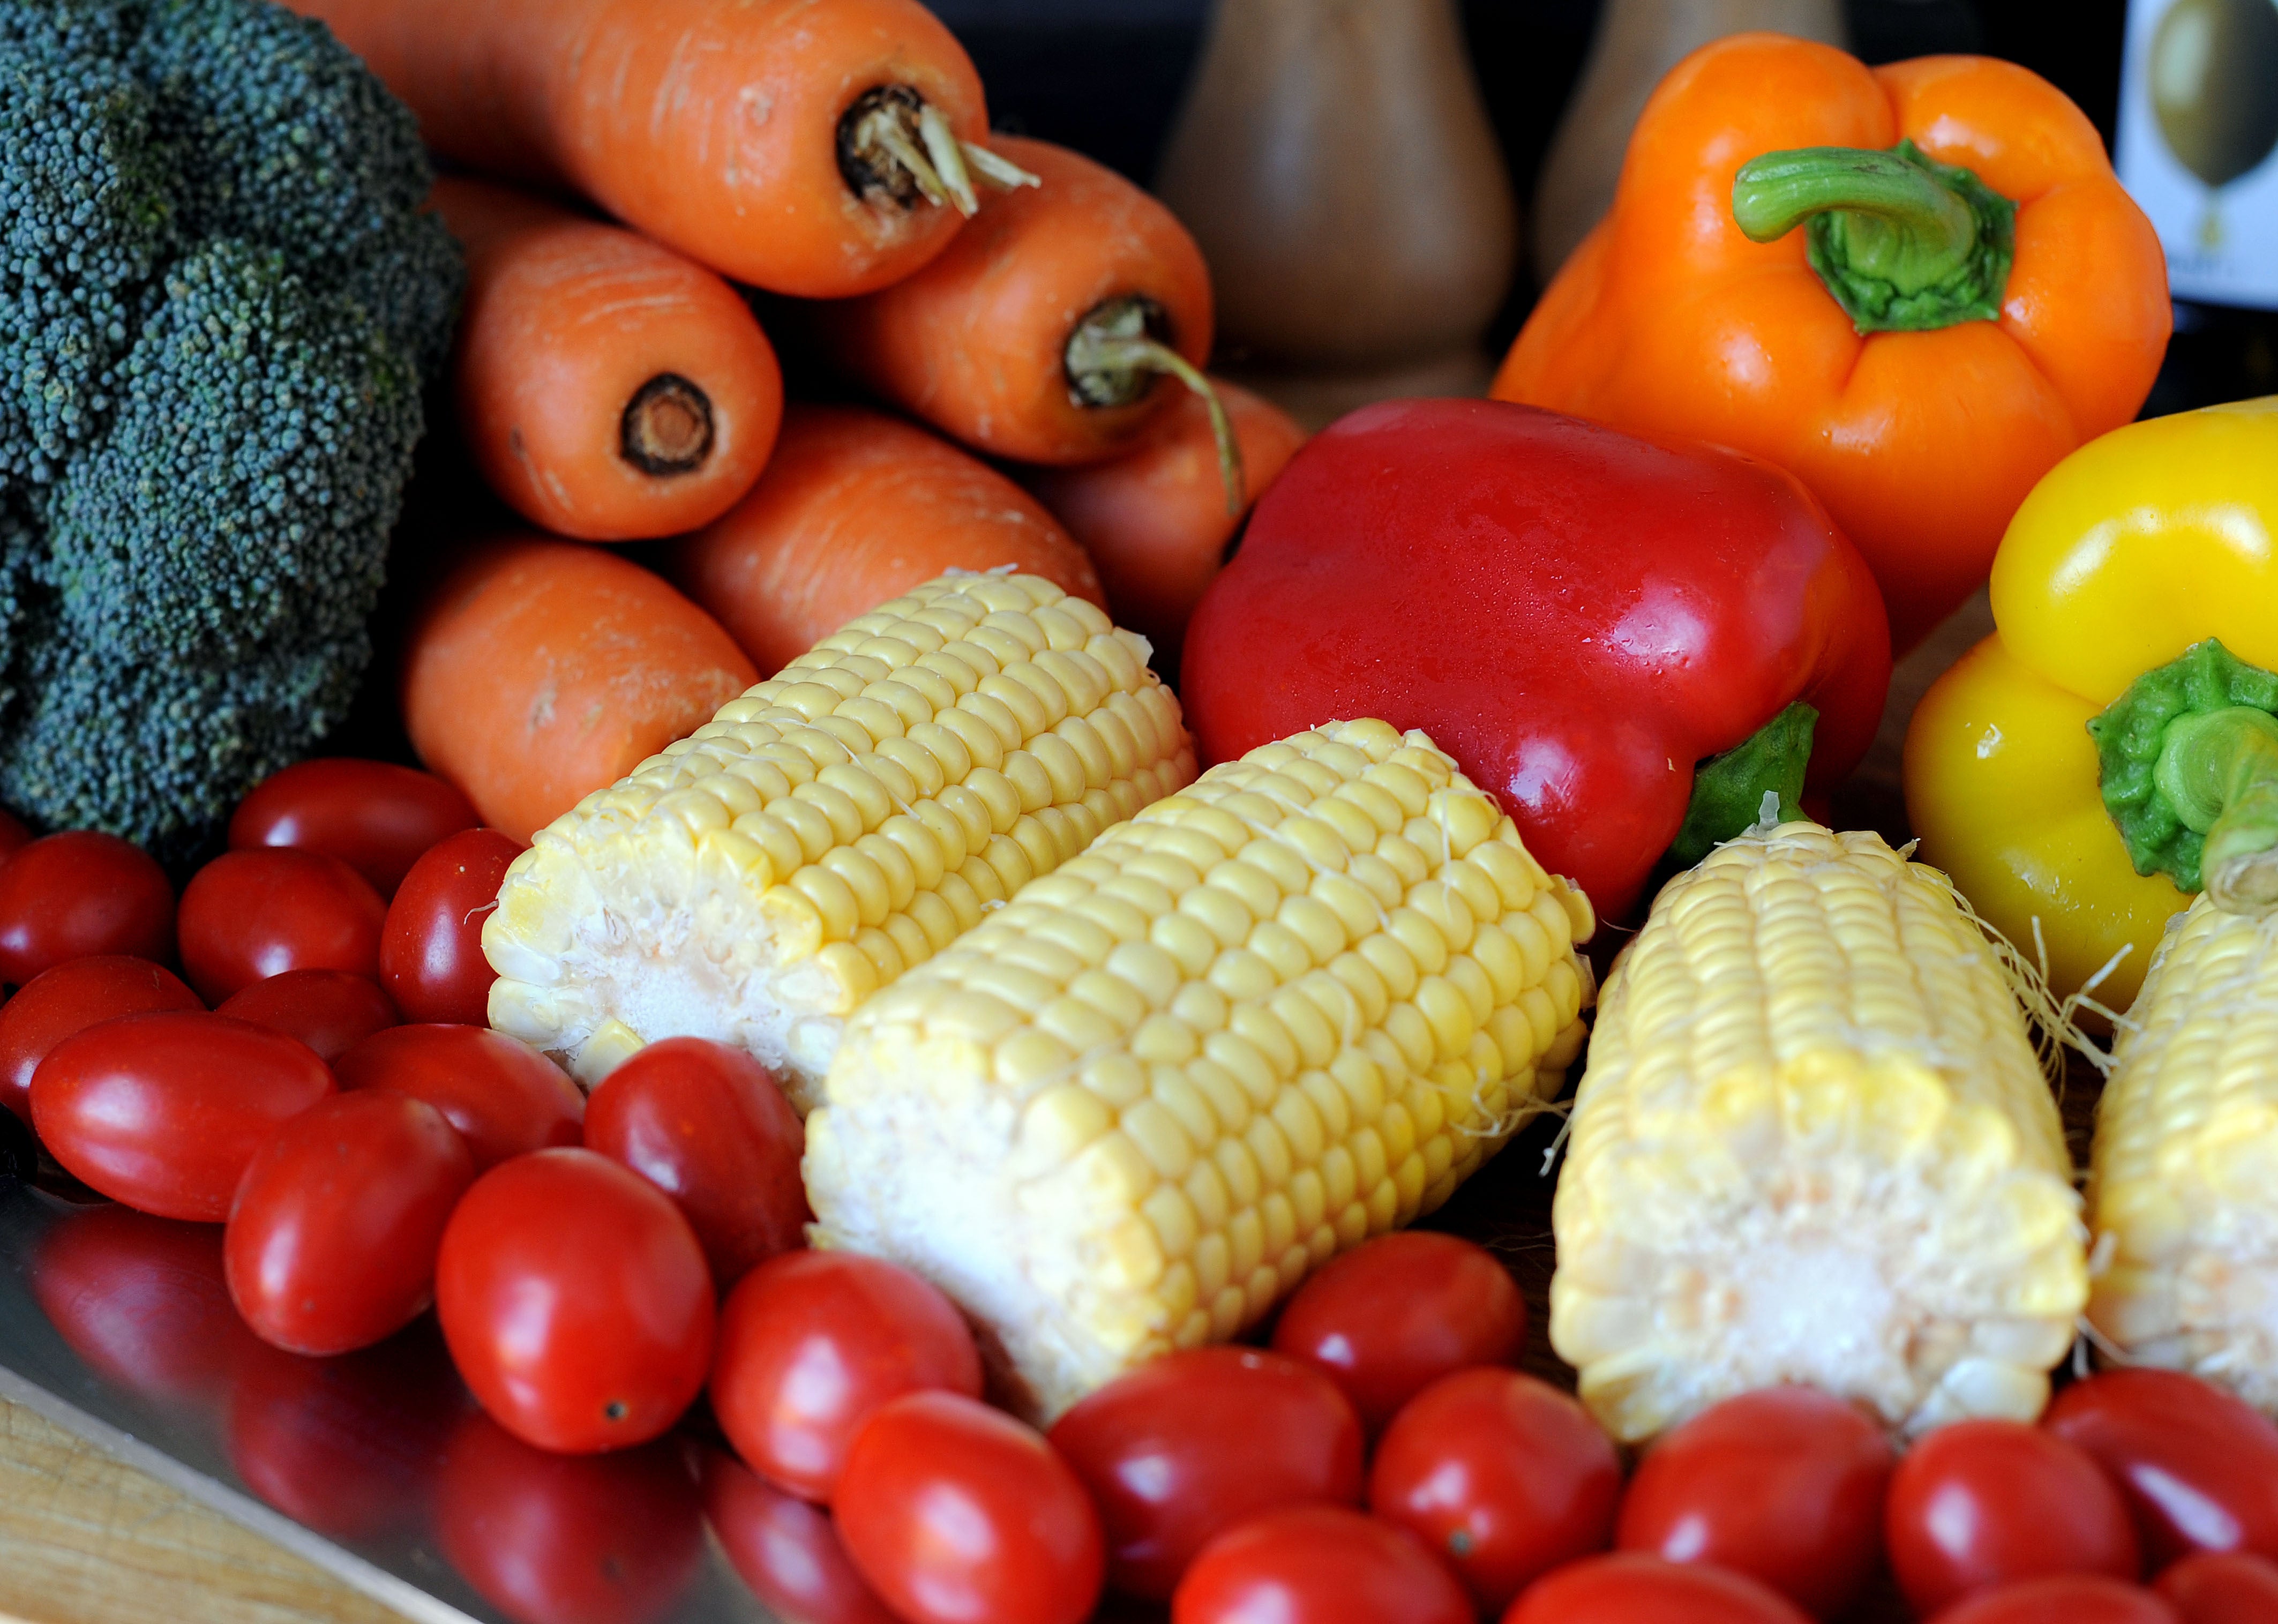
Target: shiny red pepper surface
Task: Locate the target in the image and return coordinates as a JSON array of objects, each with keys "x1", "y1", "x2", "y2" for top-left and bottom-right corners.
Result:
[{"x1": 1181, "y1": 399, "x2": 1891, "y2": 918}]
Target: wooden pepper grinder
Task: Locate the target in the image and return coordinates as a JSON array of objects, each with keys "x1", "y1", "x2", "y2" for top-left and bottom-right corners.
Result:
[{"x1": 1155, "y1": 0, "x2": 1518, "y2": 428}]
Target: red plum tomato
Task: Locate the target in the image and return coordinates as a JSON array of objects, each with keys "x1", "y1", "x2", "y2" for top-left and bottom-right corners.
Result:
[
  {"x1": 1171, "y1": 1505, "x2": 1471, "y2": 1624},
  {"x1": 1886, "y1": 1417, "x2": 2139, "y2": 1614},
  {"x1": 380, "y1": 828, "x2": 521, "y2": 1024},
  {"x1": 177, "y1": 849, "x2": 386, "y2": 1004},
  {"x1": 216, "y1": 969, "x2": 396, "y2": 1063},
  {"x1": 583, "y1": 1036, "x2": 805, "y2": 1290},
  {"x1": 702, "y1": 1448, "x2": 901, "y2": 1624},
  {"x1": 1500, "y1": 1552, "x2": 1812, "y2": 1624},
  {"x1": 710, "y1": 1251, "x2": 982, "y2": 1502},
  {"x1": 31, "y1": 1204, "x2": 261, "y2": 1400},
  {"x1": 225, "y1": 1091, "x2": 476, "y2": 1355},
  {"x1": 2044, "y1": 1370, "x2": 2278, "y2": 1567},
  {"x1": 230, "y1": 758, "x2": 478, "y2": 897},
  {"x1": 335, "y1": 1024, "x2": 581, "y2": 1170},
  {"x1": 1049, "y1": 1345, "x2": 1365, "y2": 1599},
  {"x1": 0, "y1": 955, "x2": 199, "y2": 1122},
  {"x1": 436, "y1": 1148, "x2": 713, "y2": 1453},
  {"x1": 437, "y1": 1411, "x2": 705, "y2": 1624},
  {"x1": 0, "y1": 831, "x2": 174, "y2": 985},
  {"x1": 31, "y1": 1012, "x2": 333, "y2": 1220},
  {"x1": 1367, "y1": 1366, "x2": 1621, "y2": 1612},
  {"x1": 1270, "y1": 1231, "x2": 1525, "y2": 1431},
  {"x1": 836, "y1": 1391, "x2": 1105, "y2": 1624},
  {"x1": 1929, "y1": 1574, "x2": 2179, "y2": 1624},
  {"x1": 1617, "y1": 1386, "x2": 1892, "y2": 1618},
  {"x1": 2156, "y1": 1551, "x2": 2278, "y2": 1622}
]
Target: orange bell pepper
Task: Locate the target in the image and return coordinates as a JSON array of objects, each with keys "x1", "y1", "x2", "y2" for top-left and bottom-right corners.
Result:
[{"x1": 1492, "y1": 35, "x2": 2169, "y2": 655}]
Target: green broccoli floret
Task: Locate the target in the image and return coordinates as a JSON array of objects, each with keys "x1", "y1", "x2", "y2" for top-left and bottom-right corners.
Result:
[{"x1": 0, "y1": 0, "x2": 459, "y2": 856}]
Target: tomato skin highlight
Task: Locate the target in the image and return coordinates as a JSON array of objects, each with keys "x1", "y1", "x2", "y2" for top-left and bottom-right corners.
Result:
[
  {"x1": 225, "y1": 1091, "x2": 476, "y2": 1355},
  {"x1": 1270, "y1": 1231, "x2": 1526, "y2": 1431},
  {"x1": 2155, "y1": 1551, "x2": 2278, "y2": 1622},
  {"x1": 380, "y1": 828, "x2": 521, "y2": 1024},
  {"x1": 177, "y1": 849, "x2": 388, "y2": 1004},
  {"x1": 230, "y1": 758, "x2": 479, "y2": 898},
  {"x1": 1172, "y1": 1504, "x2": 1472, "y2": 1624},
  {"x1": 1616, "y1": 1386, "x2": 1892, "y2": 1618},
  {"x1": 335, "y1": 1023, "x2": 581, "y2": 1170},
  {"x1": 216, "y1": 969, "x2": 396, "y2": 1064},
  {"x1": 31, "y1": 1012, "x2": 333, "y2": 1221},
  {"x1": 2044, "y1": 1370, "x2": 2278, "y2": 1568},
  {"x1": 1367, "y1": 1366, "x2": 1621, "y2": 1612},
  {"x1": 1050, "y1": 1345, "x2": 1366, "y2": 1600},
  {"x1": 836, "y1": 1390, "x2": 1105, "y2": 1624},
  {"x1": 701, "y1": 1448, "x2": 902, "y2": 1624},
  {"x1": 582, "y1": 1036, "x2": 806, "y2": 1290},
  {"x1": 1884, "y1": 1417, "x2": 2140, "y2": 1614},
  {"x1": 436, "y1": 1148, "x2": 714, "y2": 1454},
  {"x1": 1928, "y1": 1573, "x2": 2180, "y2": 1624},
  {"x1": 1500, "y1": 1551, "x2": 1814, "y2": 1624},
  {"x1": 0, "y1": 831, "x2": 175, "y2": 986},
  {"x1": 711, "y1": 1250, "x2": 983, "y2": 1502},
  {"x1": 0, "y1": 955, "x2": 200, "y2": 1123},
  {"x1": 31, "y1": 1204, "x2": 261, "y2": 1401}
]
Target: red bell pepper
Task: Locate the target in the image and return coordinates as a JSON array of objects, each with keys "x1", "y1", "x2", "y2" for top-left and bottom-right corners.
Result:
[{"x1": 1181, "y1": 399, "x2": 1892, "y2": 918}]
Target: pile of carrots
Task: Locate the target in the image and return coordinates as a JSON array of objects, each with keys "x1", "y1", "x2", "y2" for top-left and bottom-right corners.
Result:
[{"x1": 287, "y1": 0, "x2": 1304, "y2": 841}]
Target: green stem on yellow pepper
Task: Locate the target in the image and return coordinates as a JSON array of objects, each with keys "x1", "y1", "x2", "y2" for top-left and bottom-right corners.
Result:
[{"x1": 2155, "y1": 706, "x2": 2278, "y2": 914}]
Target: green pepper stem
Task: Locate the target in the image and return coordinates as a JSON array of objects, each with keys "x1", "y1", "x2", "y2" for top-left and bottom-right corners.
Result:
[
  {"x1": 1665, "y1": 702, "x2": 1819, "y2": 871},
  {"x1": 2155, "y1": 706, "x2": 2278, "y2": 915}
]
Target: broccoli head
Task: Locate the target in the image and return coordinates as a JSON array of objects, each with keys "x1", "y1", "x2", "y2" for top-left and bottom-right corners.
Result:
[{"x1": 0, "y1": 0, "x2": 459, "y2": 856}]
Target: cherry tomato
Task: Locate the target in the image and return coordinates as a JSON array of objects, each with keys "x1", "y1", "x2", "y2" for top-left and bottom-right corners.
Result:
[
  {"x1": 2045, "y1": 1370, "x2": 2278, "y2": 1568},
  {"x1": 0, "y1": 831, "x2": 174, "y2": 986},
  {"x1": 224, "y1": 1321, "x2": 463, "y2": 1539},
  {"x1": 335, "y1": 1023, "x2": 582, "y2": 1170},
  {"x1": 230, "y1": 758, "x2": 479, "y2": 898},
  {"x1": 1929, "y1": 1574, "x2": 2180, "y2": 1624},
  {"x1": 1499, "y1": 1552, "x2": 1811, "y2": 1624},
  {"x1": 1270, "y1": 1231, "x2": 1525, "y2": 1431},
  {"x1": 225, "y1": 1091, "x2": 475, "y2": 1355},
  {"x1": 1366, "y1": 1366, "x2": 1620, "y2": 1612},
  {"x1": 1885, "y1": 1417, "x2": 2140, "y2": 1613},
  {"x1": 31, "y1": 1012, "x2": 333, "y2": 1219},
  {"x1": 437, "y1": 1411, "x2": 704, "y2": 1624},
  {"x1": 31, "y1": 1204, "x2": 263, "y2": 1400},
  {"x1": 1172, "y1": 1505, "x2": 1471, "y2": 1624},
  {"x1": 1049, "y1": 1345, "x2": 1365, "y2": 1600},
  {"x1": 0, "y1": 805, "x2": 31, "y2": 862},
  {"x1": 1616, "y1": 1386, "x2": 1892, "y2": 1618},
  {"x1": 710, "y1": 1251, "x2": 983, "y2": 1502},
  {"x1": 836, "y1": 1390, "x2": 1105, "y2": 1624},
  {"x1": 2157, "y1": 1552, "x2": 2278, "y2": 1622},
  {"x1": 0, "y1": 955, "x2": 200, "y2": 1123},
  {"x1": 437, "y1": 1147, "x2": 714, "y2": 1453},
  {"x1": 583, "y1": 1037, "x2": 805, "y2": 1290},
  {"x1": 177, "y1": 849, "x2": 387, "y2": 1004},
  {"x1": 216, "y1": 969, "x2": 397, "y2": 1063},
  {"x1": 380, "y1": 827, "x2": 521, "y2": 1024},
  {"x1": 702, "y1": 1449, "x2": 900, "y2": 1624}
]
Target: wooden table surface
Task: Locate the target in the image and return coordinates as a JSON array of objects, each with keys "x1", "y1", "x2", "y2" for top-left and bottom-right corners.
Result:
[{"x1": 0, "y1": 594, "x2": 2005, "y2": 1624}]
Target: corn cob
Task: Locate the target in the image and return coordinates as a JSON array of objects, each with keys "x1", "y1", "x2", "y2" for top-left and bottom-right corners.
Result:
[
  {"x1": 483, "y1": 571, "x2": 1197, "y2": 1107},
  {"x1": 1550, "y1": 821, "x2": 2084, "y2": 1443},
  {"x1": 2087, "y1": 896, "x2": 2278, "y2": 1409},
  {"x1": 805, "y1": 719, "x2": 1595, "y2": 1421}
]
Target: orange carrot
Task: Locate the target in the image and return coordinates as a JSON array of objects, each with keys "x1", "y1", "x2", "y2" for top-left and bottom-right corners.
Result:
[
  {"x1": 811, "y1": 136, "x2": 1229, "y2": 475},
  {"x1": 433, "y1": 177, "x2": 783, "y2": 543},
  {"x1": 664, "y1": 404, "x2": 1105, "y2": 676},
  {"x1": 287, "y1": 0, "x2": 1030, "y2": 297},
  {"x1": 1026, "y1": 379, "x2": 1306, "y2": 673},
  {"x1": 401, "y1": 536, "x2": 759, "y2": 841}
]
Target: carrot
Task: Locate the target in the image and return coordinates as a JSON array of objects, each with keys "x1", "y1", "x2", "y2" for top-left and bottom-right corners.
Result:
[
  {"x1": 286, "y1": 0, "x2": 1038, "y2": 297},
  {"x1": 810, "y1": 136, "x2": 1239, "y2": 489},
  {"x1": 1026, "y1": 379, "x2": 1306, "y2": 674},
  {"x1": 663, "y1": 403, "x2": 1105, "y2": 676},
  {"x1": 433, "y1": 177, "x2": 784, "y2": 543},
  {"x1": 401, "y1": 535, "x2": 759, "y2": 841}
]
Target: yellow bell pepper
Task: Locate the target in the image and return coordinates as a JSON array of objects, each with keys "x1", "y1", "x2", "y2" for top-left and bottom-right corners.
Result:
[{"x1": 1905, "y1": 396, "x2": 2278, "y2": 1008}]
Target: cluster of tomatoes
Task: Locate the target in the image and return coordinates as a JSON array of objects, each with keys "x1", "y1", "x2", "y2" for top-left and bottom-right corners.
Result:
[{"x1": 9, "y1": 764, "x2": 2278, "y2": 1624}]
